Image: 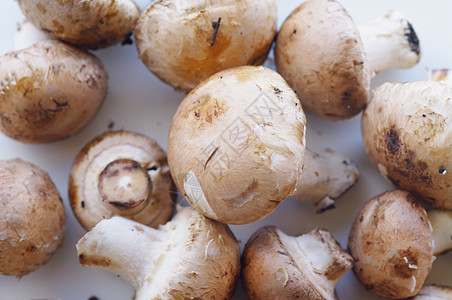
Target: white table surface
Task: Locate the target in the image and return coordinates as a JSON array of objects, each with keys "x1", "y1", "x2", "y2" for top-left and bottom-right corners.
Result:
[{"x1": 0, "y1": 1, "x2": 451, "y2": 299}]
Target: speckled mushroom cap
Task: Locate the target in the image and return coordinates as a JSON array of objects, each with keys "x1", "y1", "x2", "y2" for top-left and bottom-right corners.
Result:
[
  {"x1": 17, "y1": 0, "x2": 140, "y2": 49},
  {"x1": 242, "y1": 226, "x2": 353, "y2": 300},
  {"x1": 0, "y1": 40, "x2": 107, "y2": 143},
  {"x1": 167, "y1": 66, "x2": 306, "y2": 224},
  {"x1": 134, "y1": 0, "x2": 277, "y2": 91},
  {"x1": 362, "y1": 81, "x2": 452, "y2": 210},
  {"x1": 411, "y1": 285, "x2": 452, "y2": 300},
  {"x1": 348, "y1": 190, "x2": 434, "y2": 299},
  {"x1": 275, "y1": 0, "x2": 370, "y2": 119},
  {"x1": 69, "y1": 131, "x2": 175, "y2": 230},
  {"x1": 77, "y1": 206, "x2": 240, "y2": 299},
  {"x1": 0, "y1": 158, "x2": 66, "y2": 276}
]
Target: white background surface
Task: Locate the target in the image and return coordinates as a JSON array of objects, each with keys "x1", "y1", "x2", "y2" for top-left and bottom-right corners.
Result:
[{"x1": 0, "y1": 1, "x2": 451, "y2": 299}]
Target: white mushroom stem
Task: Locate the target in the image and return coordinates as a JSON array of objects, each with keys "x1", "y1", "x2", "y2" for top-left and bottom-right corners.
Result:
[
  {"x1": 291, "y1": 148, "x2": 359, "y2": 213},
  {"x1": 14, "y1": 19, "x2": 52, "y2": 50},
  {"x1": 357, "y1": 10, "x2": 420, "y2": 75},
  {"x1": 427, "y1": 69, "x2": 452, "y2": 84},
  {"x1": 428, "y1": 210, "x2": 452, "y2": 256}
]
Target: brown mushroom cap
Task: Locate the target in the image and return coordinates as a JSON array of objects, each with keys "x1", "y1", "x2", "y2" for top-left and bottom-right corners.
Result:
[
  {"x1": 69, "y1": 131, "x2": 175, "y2": 230},
  {"x1": 134, "y1": 0, "x2": 277, "y2": 91},
  {"x1": 275, "y1": 0, "x2": 370, "y2": 119},
  {"x1": 348, "y1": 190, "x2": 434, "y2": 299},
  {"x1": 0, "y1": 40, "x2": 107, "y2": 143},
  {"x1": 0, "y1": 158, "x2": 66, "y2": 276},
  {"x1": 362, "y1": 81, "x2": 452, "y2": 209},
  {"x1": 17, "y1": 0, "x2": 140, "y2": 49},
  {"x1": 167, "y1": 66, "x2": 306, "y2": 224}
]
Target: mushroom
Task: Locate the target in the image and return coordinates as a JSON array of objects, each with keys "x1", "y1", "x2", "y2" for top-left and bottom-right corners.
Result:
[
  {"x1": 76, "y1": 206, "x2": 240, "y2": 299},
  {"x1": 0, "y1": 158, "x2": 66, "y2": 276},
  {"x1": 14, "y1": 19, "x2": 53, "y2": 50},
  {"x1": 275, "y1": 0, "x2": 420, "y2": 119},
  {"x1": 242, "y1": 226, "x2": 353, "y2": 300},
  {"x1": 428, "y1": 69, "x2": 452, "y2": 84},
  {"x1": 167, "y1": 66, "x2": 306, "y2": 224},
  {"x1": 428, "y1": 209, "x2": 452, "y2": 256},
  {"x1": 69, "y1": 131, "x2": 175, "y2": 230},
  {"x1": 361, "y1": 81, "x2": 452, "y2": 209},
  {"x1": 16, "y1": 0, "x2": 140, "y2": 49},
  {"x1": 134, "y1": 0, "x2": 277, "y2": 91},
  {"x1": 0, "y1": 40, "x2": 107, "y2": 143},
  {"x1": 410, "y1": 285, "x2": 452, "y2": 300},
  {"x1": 348, "y1": 190, "x2": 452, "y2": 299}
]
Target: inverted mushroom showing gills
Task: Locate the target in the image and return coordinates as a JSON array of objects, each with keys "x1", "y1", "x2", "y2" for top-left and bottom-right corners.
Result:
[
  {"x1": 275, "y1": 0, "x2": 420, "y2": 119},
  {"x1": 361, "y1": 81, "x2": 452, "y2": 209},
  {"x1": 0, "y1": 40, "x2": 107, "y2": 143},
  {"x1": 69, "y1": 131, "x2": 175, "y2": 230},
  {"x1": 135, "y1": 0, "x2": 277, "y2": 91},
  {"x1": 242, "y1": 226, "x2": 353, "y2": 300},
  {"x1": 0, "y1": 158, "x2": 66, "y2": 276},
  {"x1": 76, "y1": 206, "x2": 240, "y2": 299}
]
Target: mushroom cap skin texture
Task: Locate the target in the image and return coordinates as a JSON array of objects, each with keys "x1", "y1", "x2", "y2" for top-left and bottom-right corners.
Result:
[
  {"x1": 242, "y1": 226, "x2": 353, "y2": 300},
  {"x1": 76, "y1": 206, "x2": 240, "y2": 300},
  {"x1": 410, "y1": 285, "x2": 452, "y2": 300},
  {"x1": 17, "y1": 0, "x2": 140, "y2": 49},
  {"x1": 275, "y1": 0, "x2": 371, "y2": 120},
  {"x1": 69, "y1": 131, "x2": 175, "y2": 230},
  {"x1": 348, "y1": 190, "x2": 434, "y2": 299},
  {"x1": 0, "y1": 40, "x2": 107, "y2": 143},
  {"x1": 361, "y1": 81, "x2": 452, "y2": 210},
  {"x1": 167, "y1": 66, "x2": 306, "y2": 225},
  {"x1": 135, "y1": 0, "x2": 277, "y2": 91},
  {"x1": 0, "y1": 158, "x2": 66, "y2": 276}
]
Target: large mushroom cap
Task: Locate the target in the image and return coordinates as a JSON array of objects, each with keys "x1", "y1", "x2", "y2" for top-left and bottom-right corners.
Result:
[
  {"x1": 362, "y1": 81, "x2": 452, "y2": 209},
  {"x1": 134, "y1": 0, "x2": 277, "y2": 91},
  {"x1": 348, "y1": 190, "x2": 434, "y2": 299},
  {"x1": 0, "y1": 158, "x2": 66, "y2": 276},
  {"x1": 69, "y1": 131, "x2": 175, "y2": 230},
  {"x1": 167, "y1": 66, "x2": 306, "y2": 224},
  {"x1": 275, "y1": 0, "x2": 370, "y2": 119}
]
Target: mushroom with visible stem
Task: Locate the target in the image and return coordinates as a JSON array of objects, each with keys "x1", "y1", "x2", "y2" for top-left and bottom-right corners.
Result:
[
  {"x1": 242, "y1": 226, "x2": 353, "y2": 300},
  {"x1": 275, "y1": 0, "x2": 420, "y2": 119},
  {"x1": 69, "y1": 131, "x2": 175, "y2": 230},
  {"x1": 0, "y1": 158, "x2": 66, "y2": 276},
  {"x1": 361, "y1": 81, "x2": 452, "y2": 209},
  {"x1": 410, "y1": 285, "x2": 452, "y2": 300},
  {"x1": 76, "y1": 206, "x2": 240, "y2": 299},
  {"x1": 348, "y1": 190, "x2": 452, "y2": 299}
]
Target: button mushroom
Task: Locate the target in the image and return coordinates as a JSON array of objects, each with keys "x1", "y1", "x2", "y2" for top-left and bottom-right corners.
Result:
[
  {"x1": 16, "y1": 0, "x2": 140, "y2": 49},
  {"x1": 0, "y1": 158, "x2": 66, "y2": 276},
  {"x1": 361, "y1": 81, "x2": 452, "y2": 209},
  {"x1": 348, "y1": 190, "x2": 452, "y2": 299},
  {"x1": 76, "y1": 206, "x2": 240, "y2": 299},
  {"x1": 275, "y1": 0, "x2": 420, "y2": 119},
  {"x1": 410, "y1": 285, "x2": 452, "y2": 300},
  {"x1": 69, "y1": 131, "x2": 175, "y2": 230},
  {"x1": 0, "y1": 40, "x2": 107, "y2": 143},
  {"x1": 242, "y1": 226, "x2": 353, "y2": 300},
  {"x1": 134, "y1": 0, "x2": 277, "y2": 91}
]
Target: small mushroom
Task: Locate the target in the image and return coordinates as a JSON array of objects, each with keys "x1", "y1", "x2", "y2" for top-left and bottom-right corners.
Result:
[
  {"x1": 69, "y1": 131, "x2": 175, "y2": 230},
  {"x1": 76, "y1": 206, "x2": 240, "y2": 299},
  {"x1": 134, "y1": 0, "x2": 277, "y2": 91},
  {"x1": 410, "y1": 285, "x2": 452, "y2": 300},
  {"x1": 428, "y1": 69, "x2": 452, "y2": 84},
  {"x1": 242, "y1": 226, "x2": 353, "y2": 300},
  {"x1": 14, "y1": 19, "x2": 53, "y2": 50},
  {"x1": 0, "y1": 40, "x2": 107, "y2": 143},
  {"x1": 17, "y1": 0, "x2": 140, "y2": 49},
  {"x1": 0, "y1": 158, "x2": 66, "y2": 276},
  {"x1": 348, "y1": 190, "x2": 452, "y2": 299},
  {"x1": 361, "y1": 81, "x2": 452, "y2": 209},
  {"x1": 275, "y1": 0, "x2": 420, "y2": 119}
]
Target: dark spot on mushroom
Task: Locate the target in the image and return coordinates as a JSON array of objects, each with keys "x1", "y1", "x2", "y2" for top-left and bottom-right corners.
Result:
[
  {"x1": 274, "y1": 88, "x2": 283, "y2": 93},
  {"x1": 146, "y1": 165, "x2": 158, "y2": 171},
  {"x1": 81, "y1": 201, "x2": 85, "y2": 208},
  {"x1": 194, "y1": 112, "x2": 200, "y2": 118},
  {"x1": 439, "y1": 167, "x2": 446, "y2": 174},
  {"x1": 359, "y1": 267, "x2": 363, "y2": 272},
  {"x1": 26, "y1": 245, "x2": 37, "y2": 252},
  {"x1": 211, "y1": 17, "x2": 222, "y2": 47},
  {"x1": 422, "y1": 114, "x2": 426, "y2": 117},
  {"x1": 405, "y1": 22, "x2": 420, "y2": 55},
  {"x1": 107, "y1": 120, "x2": 115, "y2": 130},
  {"x1": 342, "y1": 160, "x2": 349, "y2": 166},
  {"x1": 121, "y1": 33, "x2": 133, "y2": 46},
  {"x1": 387, "y1": 175, "x2": 400, "y2": 187},
  {"x1": 293, "y1": 29, "x2": 297, "y2": 34},
  {"x1": 359, "y1": 216, "x2": 364, "y2": 222},
  {"x1": 385, "y1": 128, "x2": 400, "y2": 154}
]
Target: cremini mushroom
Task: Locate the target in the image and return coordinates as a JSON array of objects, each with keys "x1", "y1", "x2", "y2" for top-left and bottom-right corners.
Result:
[
  {"x1": 0, "y1": 40, "x2": 107, "y2": 143},
  {"x1": 361, "y1": 81, "x2": 452, "y2": 209},
  {"x1": 69, "y1": 131, "x2": 175, "y2": 230},
  {"x1": 134, "y1": 0, "x2": 277, "y2": 91},
  {"x1": 17, "y1": 0, "x2": 140, "y2": 49},
  {"x1": 0, "y1": 158, "x2": 66, "y2": 276},
  {"x1": 242, "y1": 226, "x2": 353, "y2": 300},
  {"x1": 167, "y1": 66, "x2": 306, "y2": 224},
  {"x1": 14, "y1": 19, "x2": 52, "y2": 50},
  {"x1": 348, "y1": 190, "x2": 452, "y2": 299},
  {"x1": 410, "y1": 285, "x2": 452, "y2": 300},
  {"x1": 76, "y1": 206, "x2": 240, "y2": 299},
  {"x1": 275, "y1": 0, "x2": 420, "y2": 119}
]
